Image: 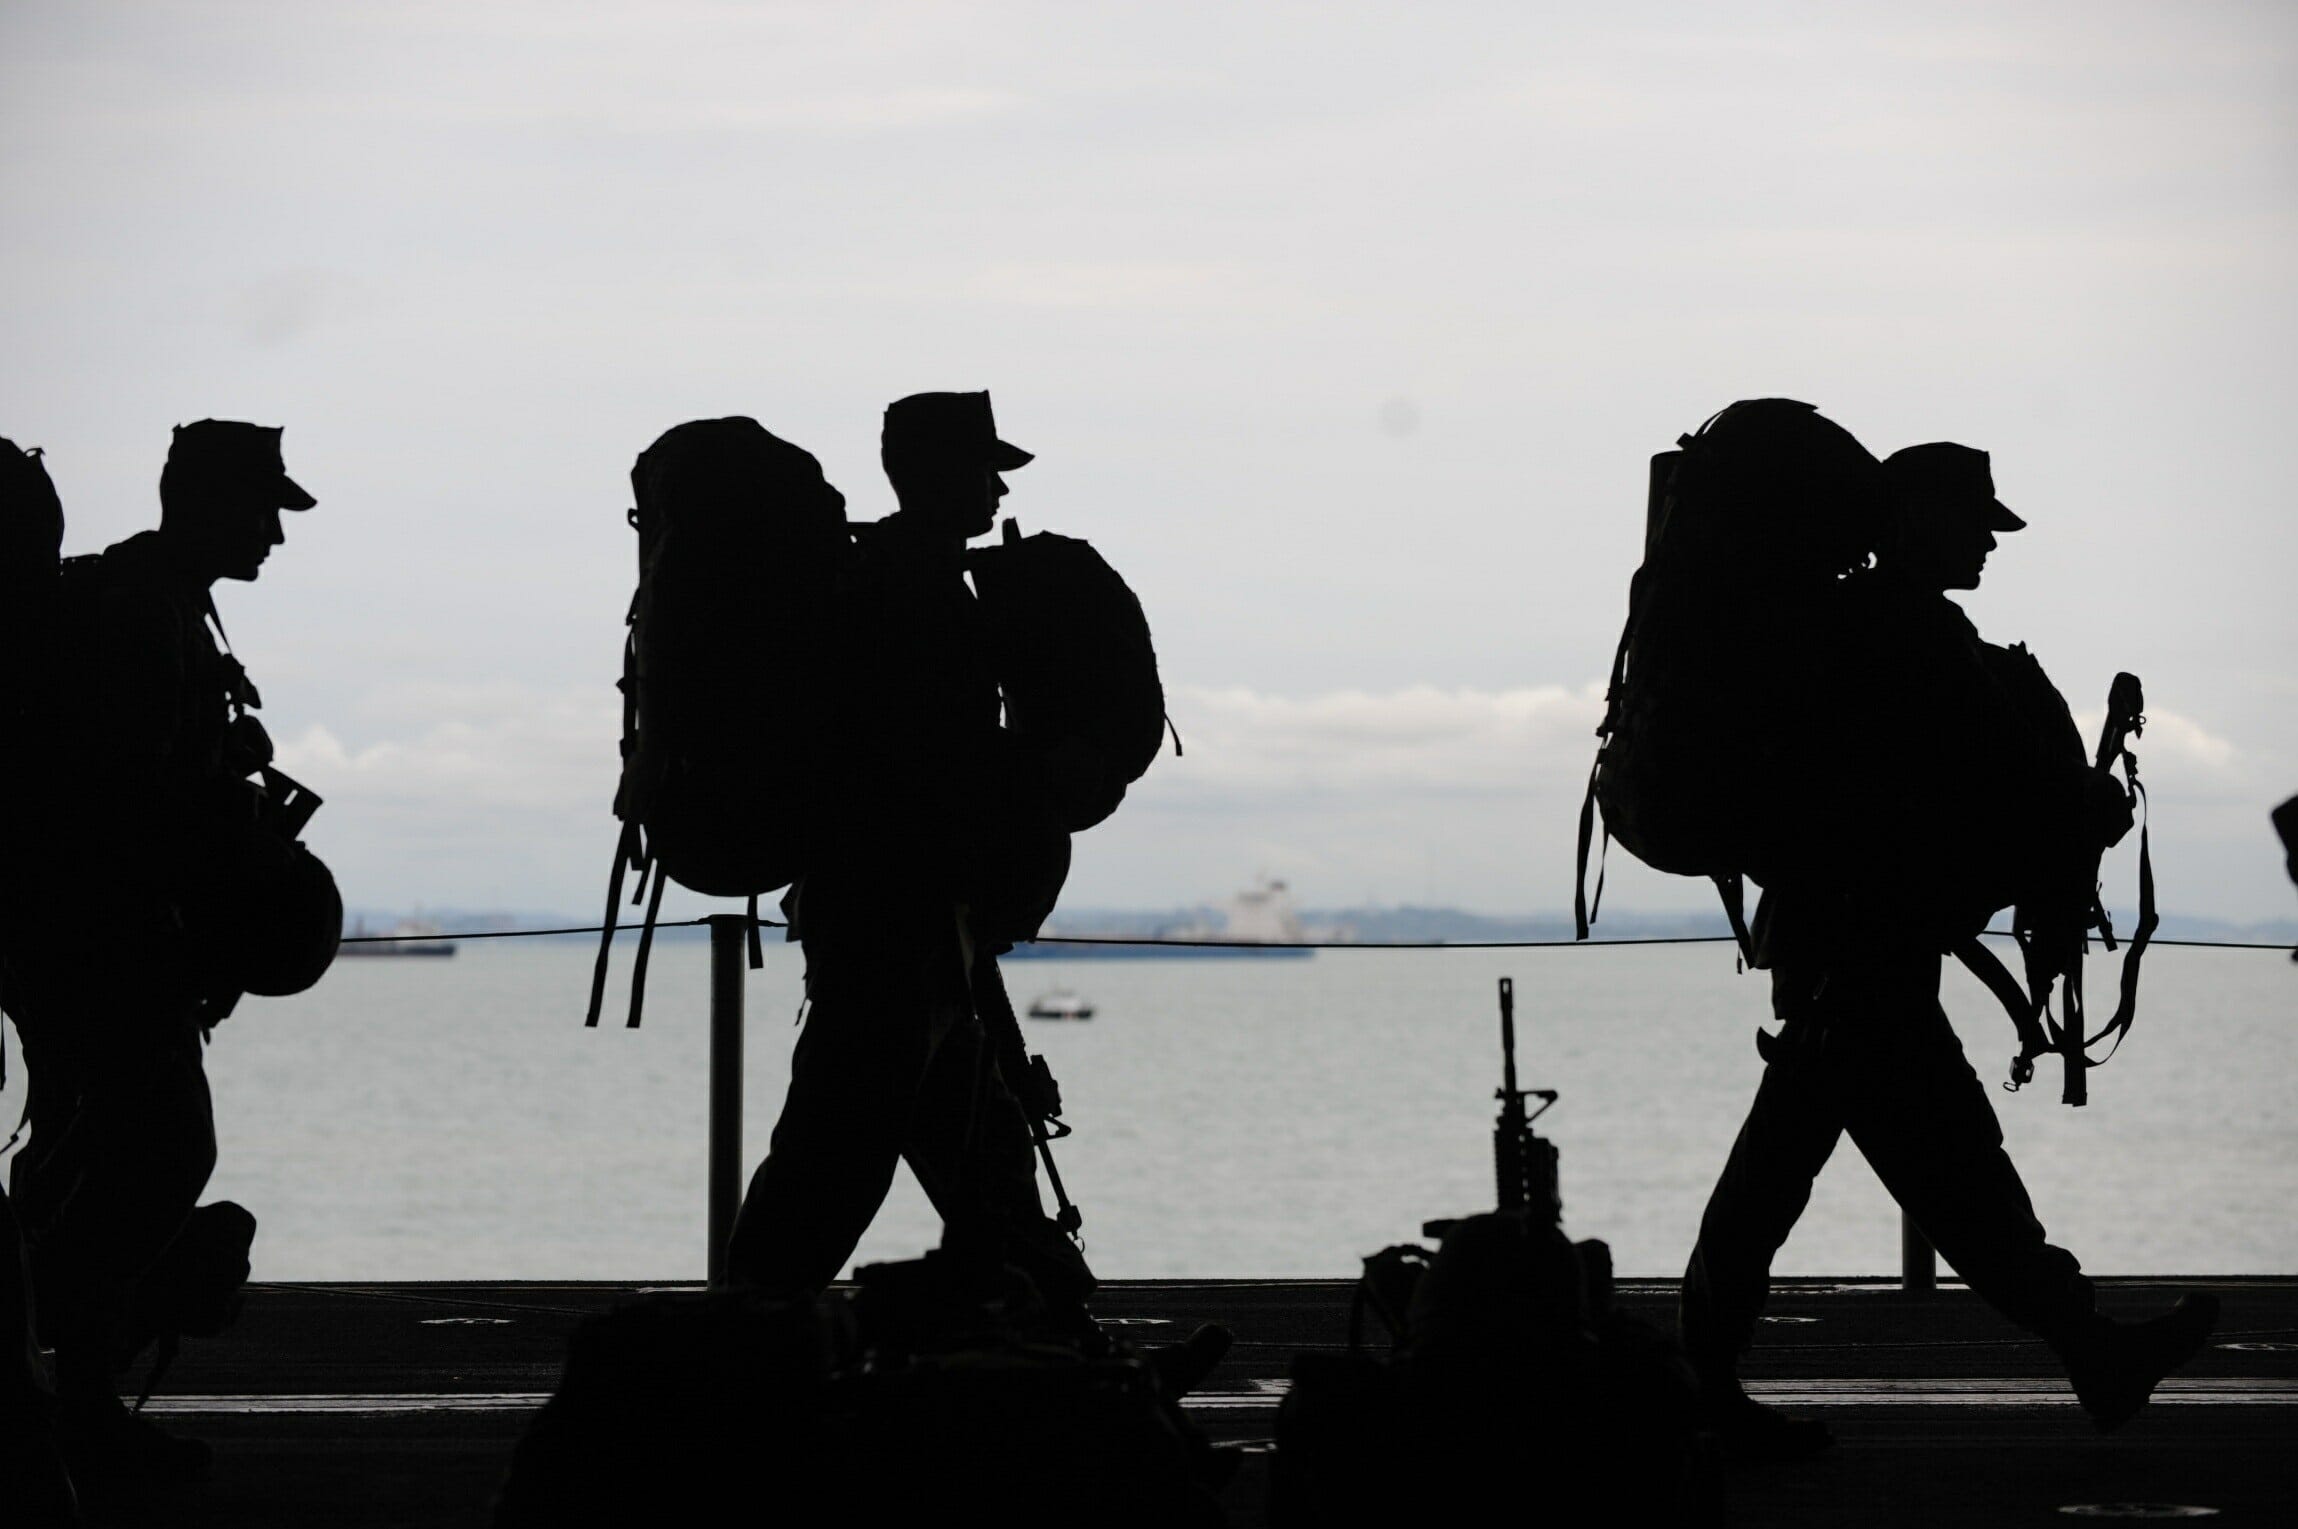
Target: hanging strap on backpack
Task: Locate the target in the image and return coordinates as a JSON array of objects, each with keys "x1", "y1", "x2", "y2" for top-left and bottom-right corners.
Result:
[
  {"x1": 586, "y1": 620, "x2": 657, "y2": 1028},
  {"x1": 1714, "y1": 872, "x2": 1753, "y2": 966},
  {"x1": 623, "y1": 857, "x2": 667, "y2": 1030},
  {"x1": 1573, "y1": 752, "x2": 1608, "y2": 942},
  {"x1": 2079, "y1": 682, "x2": 2157, "y2": 1071},
  {"x1": 583, "y1": 819, "x2": 639, "y2": 1028},
  {"x1": 1573, "y1": 580, "x2": 1642, "y2": 941}
]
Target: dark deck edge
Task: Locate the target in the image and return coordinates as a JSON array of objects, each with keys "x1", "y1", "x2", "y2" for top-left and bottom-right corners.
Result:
[{"x1": 253, "y1": 1274, "x2": 2298, "y2": 1292}]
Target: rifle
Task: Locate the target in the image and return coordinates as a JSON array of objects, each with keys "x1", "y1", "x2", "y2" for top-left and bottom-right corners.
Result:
[
  {"x1": 258, "y1": 765, "x2": 324, "y2": 838},
  {"x1": 1426, "y1": 977, "x2": 1560, "y2": 1237},
  {"x1": 2002, "y1": 671, "x2": 2155, "y2": 1106},
  {"x1": 1492, "y1": 977, "x2": 1562, "y2": 1222},
  {"x1": 968, "y1": 951, "x2": 1084, "y2": 1241}
]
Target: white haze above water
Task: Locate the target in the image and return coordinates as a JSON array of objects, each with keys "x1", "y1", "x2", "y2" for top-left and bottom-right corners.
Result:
[{"x1": 4, "y1": 941, "x2": 2283, "y2": 1283}]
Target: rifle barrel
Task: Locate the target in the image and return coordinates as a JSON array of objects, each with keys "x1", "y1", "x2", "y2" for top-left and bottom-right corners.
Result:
[{"x1": 1499, "y1": 977, "x2": 1518, "y2": 1099}]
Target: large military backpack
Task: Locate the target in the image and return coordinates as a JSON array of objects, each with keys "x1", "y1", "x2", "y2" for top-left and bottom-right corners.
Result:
[
  {"x1": 586, "y1": 418, "x2": 850, "y2": 1027},
  {"x1": 968, "y1": 519, "x2": 1172, "y2": 832},
  {"x1": 1574, "y1": 399, "x2": 1887, "y2": 944}
]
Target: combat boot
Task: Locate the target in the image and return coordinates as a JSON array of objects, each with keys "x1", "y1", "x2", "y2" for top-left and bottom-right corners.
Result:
[
  {"x1": 2063, "y1": 1292, "x2": 2220, "y2": 1433},
  {"x1": 1693, "y1": 1373, "x2": 1832, "y2": 1461}
]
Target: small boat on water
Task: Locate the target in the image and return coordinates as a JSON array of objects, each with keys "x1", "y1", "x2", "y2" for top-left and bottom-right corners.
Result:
[
  {"x1": 339, "y1": 918, "x2": 458, "y2": 958},
  {"x1": 1026, "y1": 988, "x2": 1095, "y2": 1021}
]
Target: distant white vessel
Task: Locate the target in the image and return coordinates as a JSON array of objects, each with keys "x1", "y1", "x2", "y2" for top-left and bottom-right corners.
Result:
[
  {"x1": 1009, "y1": 876, "x2": 1330, "y2": 959},
  {"x1": 1026, "y1": 988, "x2": 1096, "y2": 1020},
  {"x1": 339, "y1": 917, "x2": 457, "y2": 958},
  {"x1": 1216, "y1": 877, "x2": 1308, "y2": 944}
]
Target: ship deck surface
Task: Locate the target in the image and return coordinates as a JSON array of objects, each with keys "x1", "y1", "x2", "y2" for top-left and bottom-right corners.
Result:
[{"x1": 74, "y1": 1276, "x2": 2298, "y2": 1525}]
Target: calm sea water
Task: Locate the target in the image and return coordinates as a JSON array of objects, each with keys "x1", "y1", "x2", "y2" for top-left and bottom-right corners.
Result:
[{"x1": 4, "y1": 940, "x2": 2290, "y2": 1281}]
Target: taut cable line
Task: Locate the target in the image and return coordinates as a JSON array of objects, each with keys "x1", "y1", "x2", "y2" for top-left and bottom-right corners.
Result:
[{"x1": 335, "y1": 923, "x2": 2290, "y2": 952}]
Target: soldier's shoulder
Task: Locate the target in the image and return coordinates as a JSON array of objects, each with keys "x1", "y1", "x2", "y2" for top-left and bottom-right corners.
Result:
[{"x1": 78, "y1": 536, "x2": 200, "y2": 637}]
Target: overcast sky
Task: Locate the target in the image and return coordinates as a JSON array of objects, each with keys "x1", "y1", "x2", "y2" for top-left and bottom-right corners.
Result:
[{"x1": 4, "y1": 1, "x2": 2292, "y2": 921}]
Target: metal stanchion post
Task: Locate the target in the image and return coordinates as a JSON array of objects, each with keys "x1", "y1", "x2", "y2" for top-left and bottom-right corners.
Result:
[
  {"x1": 1901, "y1": 1210, "x2": 1937, "y2": 1295},
  {"x1": 706, "y1": 913, "x2": 747, "y2": 1286}
]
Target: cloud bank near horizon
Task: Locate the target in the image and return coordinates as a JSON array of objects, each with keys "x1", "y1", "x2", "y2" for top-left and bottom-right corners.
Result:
[{"x1": 275, "y1": 678, "x2": 2275, "y2": 921}]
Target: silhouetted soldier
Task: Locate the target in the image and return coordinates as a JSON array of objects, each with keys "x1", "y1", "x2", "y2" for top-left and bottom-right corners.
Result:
[
  {"x1": 1, "y1": 421, "x2": 311, "y2": 1480},
  {"x1": 1679, "y1": 440, "x2": 2217, "y2": 1455},
  {"x1": 726, "y1": 392, "x2": 1095, "y2": 1325}
]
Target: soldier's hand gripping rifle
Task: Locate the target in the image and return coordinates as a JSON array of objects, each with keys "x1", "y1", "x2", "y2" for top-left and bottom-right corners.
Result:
[{"x1": 2006, "y1": 671, "x2": 2156, "y2": 1106}]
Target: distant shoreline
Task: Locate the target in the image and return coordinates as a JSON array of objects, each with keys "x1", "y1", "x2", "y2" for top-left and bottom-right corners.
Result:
[{"x1": 341, "y1": 904, "x2": 2298, "y2": 948}]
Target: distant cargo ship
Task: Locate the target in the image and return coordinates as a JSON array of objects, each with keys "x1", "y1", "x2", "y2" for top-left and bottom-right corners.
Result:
[
  {"x1": 339, "y1": 918, "x2": 458, "y2": 958},
  {"x1": 1006, "y1": 878, "x2": 1330, "y2": 960}
]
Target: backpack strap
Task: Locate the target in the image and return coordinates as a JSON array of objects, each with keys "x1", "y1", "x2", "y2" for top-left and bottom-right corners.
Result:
[
  {"x1": 1713, "y1": 872, "x2": 1752, "y2": 966},
  {"x1": 1573, "y1": 594, "x2": 1640, "y2": 941},
  {"x1": 623, "y1": 859, "x2": 667, "y2": 1030},
  {"x1": 2087, "y1": 765, "x2": 2157, "y2": 1068},
  {"x1": 1572, "y1": 753, "x2": 1607, "y2": 941},
  {"x1": 199, "y1": 594, "x2": 261, "y2": 715},
  {"x1": 582, "y1": 819, "x2": 638, "y2": 1028},
  {"x1": 1954, "y1": 936, "x2": 2051, "y2": 1091}
]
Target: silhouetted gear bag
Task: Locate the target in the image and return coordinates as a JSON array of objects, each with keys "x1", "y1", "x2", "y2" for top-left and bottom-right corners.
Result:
[
  {"x1": 1574, "y1": 399, "x2": 1888, "y2": 945},
  {"x1": 183, "y1": 600, "x2": 340, "y2": 1006},
  {"x1": 587, "y1": 418, "x2": 850, "y2": 1025},
  {"x1": 1, "y1": 437, "x2": 64, "y2": 811},
  {"x1": 494, "y1": 1289, "x2": 839, "y2": 1529},
  {"x1": 967, "y1": 518, "x2": 1172, "y2": 832},
  {"x1": 0, "y1": 436, "x2": 63, "y2": 628}
]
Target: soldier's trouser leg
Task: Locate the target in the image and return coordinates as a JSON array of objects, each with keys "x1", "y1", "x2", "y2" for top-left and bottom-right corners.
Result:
[
  {"x1": 8, "y1": 1011, "x2": 215, "y2": 1391},
  {"x1": 1679, "y1": 982, "x2": 1847, "y2": 1382},
  {"x1": 901, "y1": 1013, "x2": 1096, "y2": 1310},
  {"x1": 725, "y1": 933, "x2": 951, "y2": 1293},
  {"x1": 1842, "y1": 968, "x2": 2098, "y2": 1349},
  {"x1": 1684, "y1": 954, "x2": 2102, "y2": 1382}
]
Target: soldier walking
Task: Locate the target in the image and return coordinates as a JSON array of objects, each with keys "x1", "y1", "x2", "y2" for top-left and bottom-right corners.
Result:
[
  {"x1": 1676, "y1": 437, "x2": 2218, "y2": 1456},
  {"x1": 3, "y1": 421, "x2": 319, "y2": 1480},
  {"x1": 725, "y1": 393, "x2": 1094, "y2": 1323}
]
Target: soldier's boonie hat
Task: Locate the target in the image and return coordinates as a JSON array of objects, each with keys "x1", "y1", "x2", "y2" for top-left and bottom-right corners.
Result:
[
  {"x1": 1882, "y1": 442, "x2": 2021, "y2": 531},
  {"x1": 167, "y1": 420, "x2": 316, "y2": 511},
  {"x1": 881, "y1": 391, "x2": 1032, "y2": 472}
]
